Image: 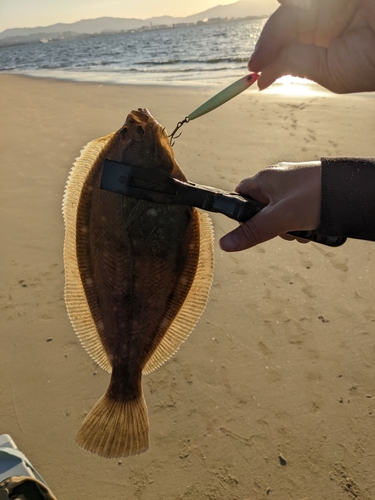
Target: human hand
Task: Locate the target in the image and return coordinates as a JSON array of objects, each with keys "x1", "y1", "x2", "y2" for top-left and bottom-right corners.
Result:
[
  {"x1": 219, "y1": 162, "x2": 321, "y2": 252},
  {"x1": 249, "y1": 0, "x2": 375, "y2": 93}
]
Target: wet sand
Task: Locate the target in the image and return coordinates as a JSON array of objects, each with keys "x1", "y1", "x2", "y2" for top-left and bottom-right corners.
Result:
[{"x1": 1, "y1": 73, "x2": 375, "y2": 499}]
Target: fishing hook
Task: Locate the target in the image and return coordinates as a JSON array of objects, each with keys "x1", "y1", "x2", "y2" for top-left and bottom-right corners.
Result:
[{"x1": 169, "y1": 117, "x2": 190, "y2": 145}]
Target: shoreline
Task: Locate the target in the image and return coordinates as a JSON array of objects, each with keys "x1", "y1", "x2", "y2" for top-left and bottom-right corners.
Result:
[{"x1": 2, "y1": 70, "x2": 375, "y2": 100}]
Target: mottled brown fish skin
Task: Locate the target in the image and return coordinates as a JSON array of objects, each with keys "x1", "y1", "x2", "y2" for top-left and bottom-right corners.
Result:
[{"x1": 73, "y1": 109, "x2": 202, "y2": 458}]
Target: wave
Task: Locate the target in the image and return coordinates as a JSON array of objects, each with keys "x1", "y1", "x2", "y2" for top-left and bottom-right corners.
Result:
[
  {"x1": 91, "y1": 64, "x2": 244, "y2": 74},
  {"x1": 135, "y1": 59, "x2": 182, "y2": 66},
  {"x1": 0, "y1": 18, "x2": 266, "y2": 85},
  {"x1": 207, "y1": 57, "x2": 248, "y2": 64},
  {"x1": 134, "y1": 56, "x2": 248, "y2": 67},
  {"x1": 1, "y1": 58, "x2": 247, "y2": 73}
]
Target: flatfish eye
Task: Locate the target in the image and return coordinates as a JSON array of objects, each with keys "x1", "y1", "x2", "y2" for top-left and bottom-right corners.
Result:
[{"x1": 136, "y1": 125, "x2": 144, "y2": 137}]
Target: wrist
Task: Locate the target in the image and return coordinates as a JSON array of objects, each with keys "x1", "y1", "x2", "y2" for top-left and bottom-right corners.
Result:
[{"x1": 318, "y1": 157, "x2": 375, "y2": 240}]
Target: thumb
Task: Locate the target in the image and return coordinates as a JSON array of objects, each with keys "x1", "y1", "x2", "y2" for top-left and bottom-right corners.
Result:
[{"x1": 219, "y1": 205, "x2": 286, "y2": 252}]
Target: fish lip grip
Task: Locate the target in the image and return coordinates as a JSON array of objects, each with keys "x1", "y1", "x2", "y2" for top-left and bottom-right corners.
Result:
[{"x1": 100, "y1": 159, "x2": 346, "y2": 248}]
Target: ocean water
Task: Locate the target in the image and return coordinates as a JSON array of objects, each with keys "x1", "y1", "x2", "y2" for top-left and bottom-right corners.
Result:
[{"x1": 0, "y1": 19, "x2": 266, "y2": 86}]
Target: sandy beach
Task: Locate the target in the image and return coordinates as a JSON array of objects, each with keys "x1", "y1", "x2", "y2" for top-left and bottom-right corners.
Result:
[{"x1": 1, "y1": 73, "x2": 375, "y2": 499}]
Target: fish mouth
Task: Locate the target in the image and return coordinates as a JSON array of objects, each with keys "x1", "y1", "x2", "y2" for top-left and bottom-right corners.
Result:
[
  {"x1": 132, "y1": 108, "x2": 152, "y2": 122},
  {"x1": 132, "y1": 108, "x2": 167, "y2": 137}
]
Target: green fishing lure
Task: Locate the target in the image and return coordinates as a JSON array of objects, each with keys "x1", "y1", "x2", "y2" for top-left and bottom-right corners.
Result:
[{"x1": 169, "y1": 73, "x2": 258, "y2": 142}]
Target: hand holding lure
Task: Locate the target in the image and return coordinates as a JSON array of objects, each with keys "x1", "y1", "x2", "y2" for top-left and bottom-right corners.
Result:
[{"x1": 169, "y1": 73, "x2": 258, "y2": 144}]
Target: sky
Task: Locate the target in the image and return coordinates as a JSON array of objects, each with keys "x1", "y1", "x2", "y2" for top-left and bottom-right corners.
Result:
[{"x1": 0, "y1": 0, "x2": 247, "y2": 33}]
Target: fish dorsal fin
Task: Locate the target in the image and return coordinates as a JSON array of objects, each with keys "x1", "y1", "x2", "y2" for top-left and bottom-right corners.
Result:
[
  {"x1": 143, "y1": 209, "x2": 214, "y2": 375},
  {"x1": 63, "y1": 133, "x2": 115, "y2": 372}
]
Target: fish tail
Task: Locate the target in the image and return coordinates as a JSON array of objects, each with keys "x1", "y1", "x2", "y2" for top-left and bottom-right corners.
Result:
[{"x1": 75, "y1": 385, "x2": 149, "y2": 458}]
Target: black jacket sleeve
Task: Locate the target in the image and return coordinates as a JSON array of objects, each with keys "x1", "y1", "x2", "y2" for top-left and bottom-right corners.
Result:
[{"x1": 318, "y1": 157, "x2": 375, "y2": 241}]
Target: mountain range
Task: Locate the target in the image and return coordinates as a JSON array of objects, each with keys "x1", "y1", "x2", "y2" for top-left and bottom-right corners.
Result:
[{"x1": 0, "y1": 0, "x2": 276, "y2": 45}]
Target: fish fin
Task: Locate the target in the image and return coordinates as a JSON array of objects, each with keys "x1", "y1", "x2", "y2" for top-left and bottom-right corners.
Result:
[
  {"x1": 75, "y1": 387, "x2": 149, "y2": 458},
  {"x1": 63, "y1": 133, "x2": 115, "y2": 373},
  {"x1": 143, "y1": 209, "x2": 214, "y2": 374}
]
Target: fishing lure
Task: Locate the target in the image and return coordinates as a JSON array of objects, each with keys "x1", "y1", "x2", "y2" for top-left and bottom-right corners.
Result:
[{"x1": 169, "y1": 73, "x2": 258, "y2": 144}]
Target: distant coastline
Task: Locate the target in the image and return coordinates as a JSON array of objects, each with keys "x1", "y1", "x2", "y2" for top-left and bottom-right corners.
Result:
[{"x1": 0, "y1": 15, "x2": 268, "y2": 49}]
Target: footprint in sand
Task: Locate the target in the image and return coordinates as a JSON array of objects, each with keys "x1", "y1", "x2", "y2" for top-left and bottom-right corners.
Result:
[
  {"x1": 313, "y1": 246, "x2": 349, "y2": 273},
  {"x1": 220, "y1": 364, "x2": 231, "y2": 391},
  {"x1": 332, "y1": 259, "x2": 349, "y2": 272},
  {"x1": 329, "y1": 463, "x2": 362, "y2": 499},
  {"x1": 302, "y1": 285, "x2": 316, "y2": 298},
  {"x1": 258, "y1": 341, "x2": 273, "y2": 356},
  {"x1": 181, "y1": 362, "x2": 193, "y2": 385},
  {"x1": 254, "y1": 246, "x2": 266, "y2": 254}
]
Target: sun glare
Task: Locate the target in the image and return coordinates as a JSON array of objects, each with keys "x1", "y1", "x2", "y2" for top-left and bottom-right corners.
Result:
[{"x1": 263, "y1": 76, "x2": 328, "y2": 97}]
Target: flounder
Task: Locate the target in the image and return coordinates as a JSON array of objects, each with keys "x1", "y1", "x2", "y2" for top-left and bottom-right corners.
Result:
[{"x1": 62, "y1": 108, "x2": 214, "y2": 458}]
